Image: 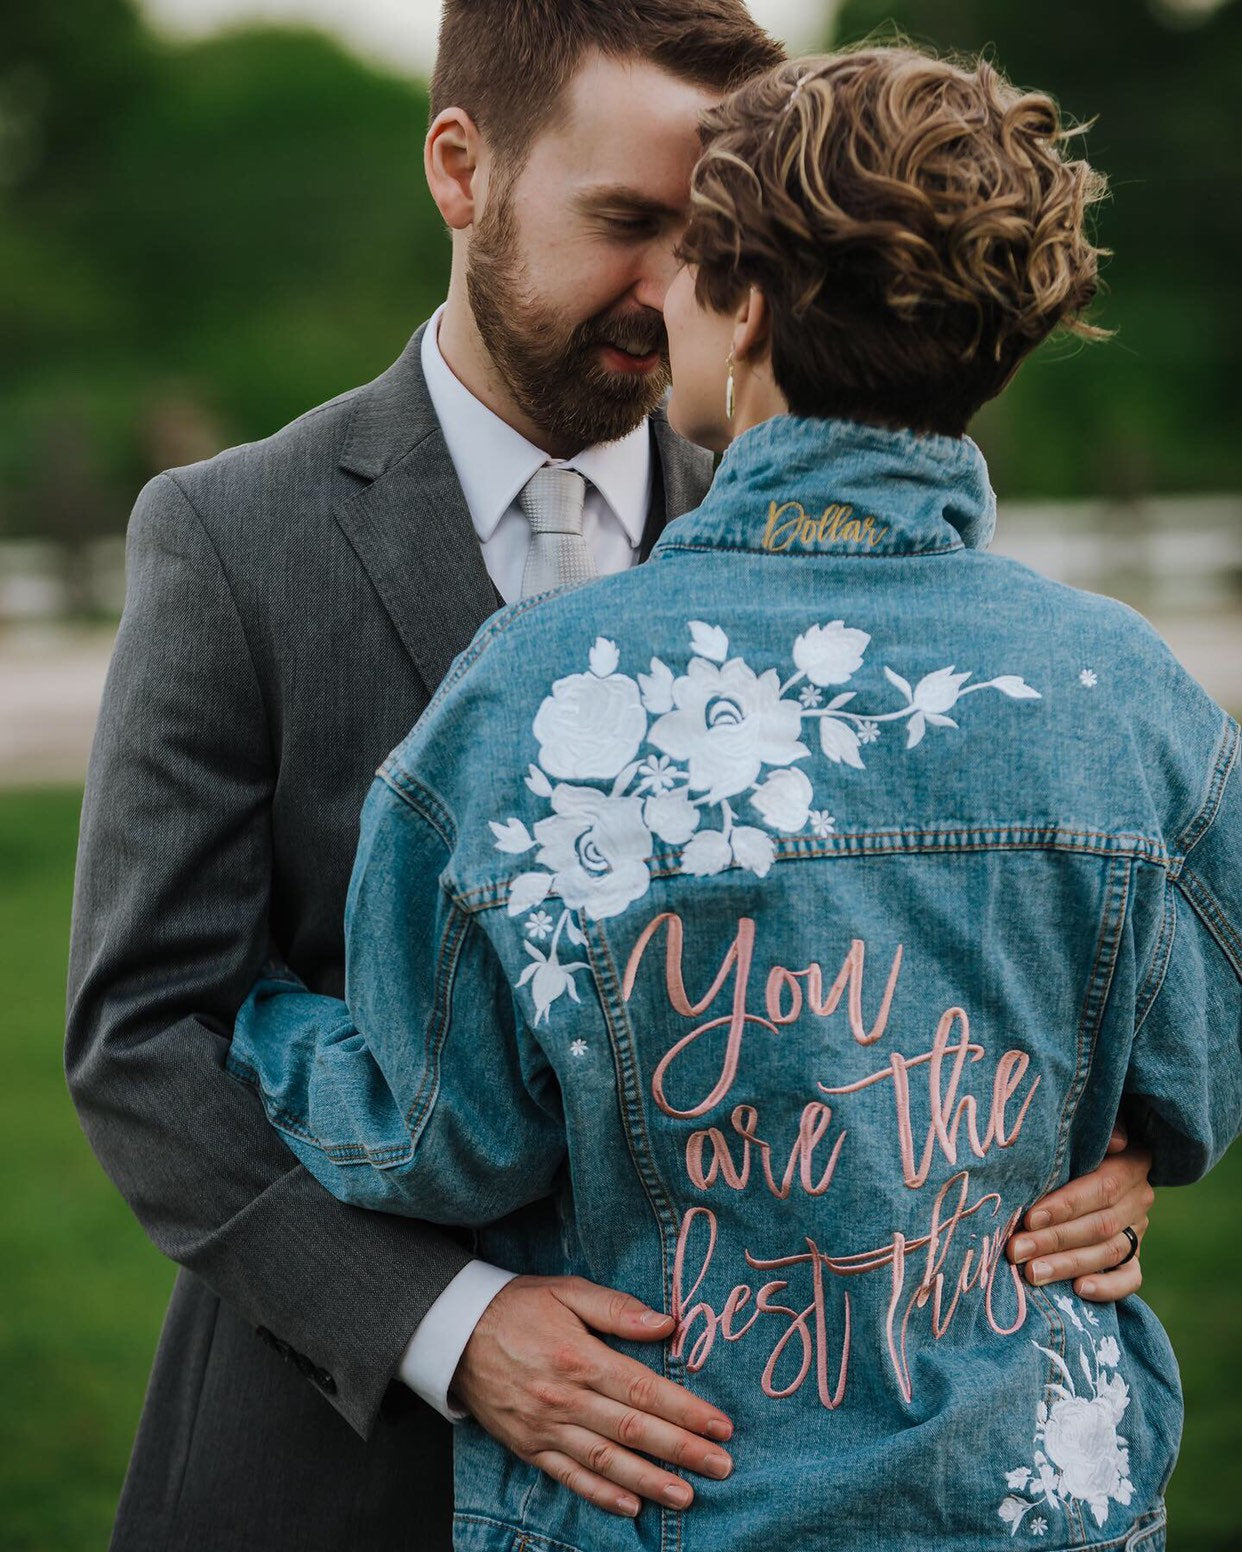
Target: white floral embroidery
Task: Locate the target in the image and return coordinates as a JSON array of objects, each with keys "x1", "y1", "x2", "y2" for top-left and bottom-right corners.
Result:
[
  {"x1": 569, "y1": 1039, "x2": 589, "y2": 1058},
  {"x1": 635, "y1": 754, "x2": 680, "y2": 794},
  {"x1": 998, "y1": 1310, "x2": 1134, "y2": 1536},
  {"x1": 1079, "y1": 668, "x2": 1098, "y2": 688},
  {"x1": 494, "y1": 627, "x2": 1040, "y2": 1021}
]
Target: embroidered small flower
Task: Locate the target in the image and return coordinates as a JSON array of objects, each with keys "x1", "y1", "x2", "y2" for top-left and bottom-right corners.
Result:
[
  {"x1": 1032, "y1": 1517, "x2": 1048, "y2": 1536},
  {"x1": 524, "y1": 909, "x2": 554, "y2": 941},
  {"x1": 798, "y1": 684, "x2": 824, "y2": 708},
  {"x1": 856, "y1": 719, "x2": 880, "y2": 745},
  {"x1": 809, "y1": 809, "x2": 836, "y2": 838},
  {"x1": 1096, "y1": 1336, "x2": 1120, "y2": 1368},
  {"x1": 569, "y1": 1039, "x2": 589, "y2": 1059},
  {"x1": 1079, "y1": 668, "x2": 1098, "y2": 688},
  {"x1": 636, "y1": 754, "x2": 679, "y2": 794}
]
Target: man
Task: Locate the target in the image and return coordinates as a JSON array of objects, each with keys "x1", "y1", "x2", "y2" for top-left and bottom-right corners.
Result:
[{"x1": 66, "y1": 3, "x2": 1155, "y2": 1548}]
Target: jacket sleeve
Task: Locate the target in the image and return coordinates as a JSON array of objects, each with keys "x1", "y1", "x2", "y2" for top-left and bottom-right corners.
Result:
[
  {"x1": 66, "y1": 472, "x2": 474, "y2": 1438},
  {"x1": 228, "y1": 774, "x2": 567, "y2": 1225},
  {"x1": 1127, "y1": 715, "x2": 1242, "y2": 1185}
]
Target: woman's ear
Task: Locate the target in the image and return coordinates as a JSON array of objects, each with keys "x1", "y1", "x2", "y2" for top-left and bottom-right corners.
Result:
[
  {"x1": 733, "y1": 287, "x2": 772, "y2": 365},
  {"x1": 425, "y1": 108, "x2": 484, "y2": 230}
]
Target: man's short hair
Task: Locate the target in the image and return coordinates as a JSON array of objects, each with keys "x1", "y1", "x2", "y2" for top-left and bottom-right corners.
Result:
[
  {"x1": 680, "y1": 46, "x2": 1110, "y2": 436},
  {"x1": 431, "y1": 0, "x2": 786, "y2": 169}
]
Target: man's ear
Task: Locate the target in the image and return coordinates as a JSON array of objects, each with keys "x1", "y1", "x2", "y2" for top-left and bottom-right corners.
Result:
[
  {"x1": 425, "y1": 107, "x2": 485, "y2": 230},
  {"x1": 733, "y1": 287, "x2": 772, "y2": 365}
]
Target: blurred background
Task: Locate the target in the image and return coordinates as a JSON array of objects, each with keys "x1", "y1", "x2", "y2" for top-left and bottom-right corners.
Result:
[{"x1": 2, "y1": 2, "x2": 1238, "y2": 1548}]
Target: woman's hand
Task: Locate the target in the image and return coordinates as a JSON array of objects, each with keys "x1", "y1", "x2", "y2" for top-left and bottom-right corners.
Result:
[
  {"x1": 1007, "y1": 1124, "x2": 1155, "y2": 1299},
  {"x1": 452, "y1": 1274, "x2": 733, "y2": 1520}
]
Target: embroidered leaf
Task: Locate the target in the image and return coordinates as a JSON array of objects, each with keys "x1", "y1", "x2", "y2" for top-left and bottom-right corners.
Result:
[
  {"x1": 1079, "y1": 1348, "x2": 1095, "y2": 1392},
  {"x1": 644, "y1": 791, "x2": 701, "y2": 845},
  {"x1": 490, "y1": 818, "x2": 535, "y2": 854},
  {"x1": 565, "y1": 974, "x2": 582, "y2": 1003},
  {"x1": 991, "y1": 675, "x2": 1041, "y2": 700},
  {"x1": 1006, "y1": 1469, "x2": 1032, "y2": 1491},
  {"x1": 563, "y1": 915, "x2": 587, "y2": 948},
  {"x1": 731, "y1": 825, "x2": 776, "y2": 878},
  {"x1": 998, "y1": 1497, "x2": 1026, "y2": 1533},
  {"x1": 1032, "y1": 1343, "x2": 1078, "y2": 1395},
  {"x1": 638, "y1": 657, "x2": 676, "y2": 713},
  {"x1": 912, "y1": 666, "x2": 972, "y2": 714},
  {"x1": 523, "y1": 941, "x2": 547, "y2": 962},
  {"x1": 689, "y1": 620, "x2": 729, "y2": 663},
  {"x1": 589, "y1": 637, "x2": 620, "y2": 678},
  {"x1": 517, "y1": 962, "x2": 540, "y2": 987},
  {"x1": 826, "y1": 691, "x2": 856, "y2": 711},
  {"x1": 905, "y1": 711, "x2": 927, "y2": 749},
  {"x1": 508, "y1": 871, "x2": 553, "y2": 916},
  {"x1": 525, "y1": 763, "x2": 553, "y2": 798},
  {"x1": 924, "y1": 712, "x2": 958, "y2": 729},
  {"x1": 750, "y1": 768, "x2": 814, "y2": 831},
  {"x1": 680, "y1": 829, "x2": 733, "y2": 876},
  {"x1": 820, "y1": 716, "x2": 865, "y2": 769},
  {"x1": 884, "y1": 665, "x2": 913, "y2": 702},
  {"x1": 611, "y1": 761, "x2": 641, "y2": 798}
]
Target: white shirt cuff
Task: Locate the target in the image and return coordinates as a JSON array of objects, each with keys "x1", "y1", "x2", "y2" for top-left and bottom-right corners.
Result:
[{"x1": 398, "y1": 1260, "x2": 518, "y2": 1422}]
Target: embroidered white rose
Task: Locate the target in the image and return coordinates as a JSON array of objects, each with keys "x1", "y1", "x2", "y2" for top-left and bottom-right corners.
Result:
[{"x1": 492, "y1": 626, "x2": 1041, "y2": 1023}]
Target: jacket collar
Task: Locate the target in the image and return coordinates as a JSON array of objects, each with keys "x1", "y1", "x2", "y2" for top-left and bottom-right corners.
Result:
[{"x1": 652, "y1": 414, "x2": 996, "y2": 563}]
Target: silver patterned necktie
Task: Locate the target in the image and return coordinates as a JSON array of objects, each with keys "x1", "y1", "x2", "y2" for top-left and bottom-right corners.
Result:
[{"x1": 519, "y1": 466, "x2": 596, "y2": 598}]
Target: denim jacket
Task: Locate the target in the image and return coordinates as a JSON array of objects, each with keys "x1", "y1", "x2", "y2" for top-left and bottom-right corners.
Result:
[{"x1": 230, "y1": 416, "x2": 1241, "y2": 1552}]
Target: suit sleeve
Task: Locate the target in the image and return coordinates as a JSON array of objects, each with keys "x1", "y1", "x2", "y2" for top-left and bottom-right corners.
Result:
[
  {"x1": 66, "y1": 472, "x2": 473, "y2": 1438},
  {"x1": 228, "y1": 775, "x2": 567, "y2": 1224},
  {"x1": 1127, "y1": 716, "x2": 1242, "y2": 1184}
]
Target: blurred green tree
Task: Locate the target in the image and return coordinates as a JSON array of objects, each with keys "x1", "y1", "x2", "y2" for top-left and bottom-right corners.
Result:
[
  {"x1": 830, "y1": 0, "x2": 1242, "y2": 498},
  {"x1": 0, "y1": 3, "x2": 448, "y2": 540}
]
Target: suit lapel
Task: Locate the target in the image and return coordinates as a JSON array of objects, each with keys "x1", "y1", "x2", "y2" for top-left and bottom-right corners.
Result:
[
  {"x1": 333, "y1": 325, "x2": 499, "y2": 697},
  {"x1": 642, "y1": 410, "x2": 715, "y2": 560},
  {"x1": 333, "y1": 335, "x2": 716, "y2": 695}
]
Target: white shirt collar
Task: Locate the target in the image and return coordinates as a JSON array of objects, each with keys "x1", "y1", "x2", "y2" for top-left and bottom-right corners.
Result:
[{"x1": 421, "y1": 305, "x2": 651, "y2": 548}]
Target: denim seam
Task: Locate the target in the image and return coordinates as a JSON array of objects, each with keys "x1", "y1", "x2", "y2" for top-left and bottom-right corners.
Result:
[
  {"x1": 1176, "y1": 867, "x2": 1242, "y2": 977},
  {"x1": 1047, "y1": 855, "x2": 1132, "y2": 1188},
  {"x1": 452, "y1": 1513, "x2": 585, "y2": 1552},
  {"x1": 1133, "y1": 872, "x2": 1178, "y2": 1036},
  {"x1": 585, "y1": 919, "x2": 685, "y2": 1552},
  {"x1": 224, "y1": 1058, "x2": 415, "y2": 1165},
  {"x1": 377, "y1": 762, "x2": 457, "y2": 846},
  {"x1": 654, "y1": 539, "x2": 964, "y2": 561},
  {"x1": 453, "y1": 827, "x2": 1168, "y2": 915},
  {"x1": 1171, "y1": 713, "x2": 1239, "y2": 860}
]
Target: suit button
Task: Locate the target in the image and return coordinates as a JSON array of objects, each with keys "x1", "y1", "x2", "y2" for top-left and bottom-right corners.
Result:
[{"x1": 314, "y1": 1367, "x2": 337, "y2": 1395}]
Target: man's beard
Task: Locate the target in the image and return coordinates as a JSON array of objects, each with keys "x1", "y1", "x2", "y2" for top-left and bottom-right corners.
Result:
[{"x1": 467, "y1": 190, "x2": 671, "y2": 452}]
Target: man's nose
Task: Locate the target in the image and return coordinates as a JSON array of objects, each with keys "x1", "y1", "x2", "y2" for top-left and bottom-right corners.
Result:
[{"x1": 632, "y1": 238, "x2": 683, "y2": 313}]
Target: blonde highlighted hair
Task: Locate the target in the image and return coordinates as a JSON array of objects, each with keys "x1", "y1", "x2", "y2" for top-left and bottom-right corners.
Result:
[{"x1": 679, "y1": 45, "x2": 1109, "y2": 434}]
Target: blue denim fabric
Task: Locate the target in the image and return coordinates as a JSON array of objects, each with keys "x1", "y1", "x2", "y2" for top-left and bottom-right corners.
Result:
[{"x1": 229, "y1": 416, "x2": 1241, "y2": 1552}]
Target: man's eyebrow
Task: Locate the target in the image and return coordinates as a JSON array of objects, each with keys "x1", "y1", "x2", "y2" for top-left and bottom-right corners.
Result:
[{"x1": 574, "y1": 185, "x2": 685, "y2": 219}]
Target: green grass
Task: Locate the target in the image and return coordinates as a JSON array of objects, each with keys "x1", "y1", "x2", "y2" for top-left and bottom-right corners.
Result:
[{"x1": 0, "y1": 787, "x2": 1237, "y2": 1550}]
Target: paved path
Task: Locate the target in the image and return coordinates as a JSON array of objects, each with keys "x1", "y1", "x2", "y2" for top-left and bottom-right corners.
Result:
[{"x1": 2, "y1": 613, "x2": 1240, "y2": 790}]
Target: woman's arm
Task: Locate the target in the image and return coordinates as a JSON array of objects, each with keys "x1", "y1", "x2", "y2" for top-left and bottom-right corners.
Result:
[{"x1": 229, "y1": 772, "x2": 565, "y2": 1223}]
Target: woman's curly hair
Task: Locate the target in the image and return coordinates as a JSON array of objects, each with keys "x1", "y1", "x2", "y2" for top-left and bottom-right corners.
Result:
[{"x1": 678, "y1": 46, "x2": 1109, "y2": 434}]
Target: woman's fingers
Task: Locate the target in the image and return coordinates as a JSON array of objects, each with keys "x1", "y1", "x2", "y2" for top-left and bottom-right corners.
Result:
[
  {"x1": 1010, "y1": 1193, "x2": 1150, "y2": 1268},
  {"x1": 1015, "y1": 1217, "x2": 1150, "y2": 1288}
]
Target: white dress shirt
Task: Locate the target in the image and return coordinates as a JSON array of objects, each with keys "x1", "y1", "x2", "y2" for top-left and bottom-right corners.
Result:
[{"x1": 398, "y1": 308, "x2": 654, "y2": 1420}]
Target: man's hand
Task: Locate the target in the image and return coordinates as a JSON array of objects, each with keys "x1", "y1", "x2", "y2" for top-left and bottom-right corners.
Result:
[
  {"x1": 452, "y1": 1274, "x2": 732, "y2": 1520},
  {"x1": 1008, "y1": 1125, "x2": 1154, "y2": 1299}
]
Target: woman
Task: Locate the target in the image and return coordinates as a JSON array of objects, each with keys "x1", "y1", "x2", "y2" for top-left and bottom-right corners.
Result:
[{"x1": 228, "y1": 47, "x2": 1239, "y2": 1552}]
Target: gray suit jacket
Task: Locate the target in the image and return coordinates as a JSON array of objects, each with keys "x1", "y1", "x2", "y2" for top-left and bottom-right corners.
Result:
[{"x1": 66, "y1": 322, "x2": 714, "y2": 1551}]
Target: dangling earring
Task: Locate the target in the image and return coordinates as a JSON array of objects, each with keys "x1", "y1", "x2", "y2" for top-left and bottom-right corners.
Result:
[{"x1": 725, "y1": 348, "x2": 736, "y2": 421}]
